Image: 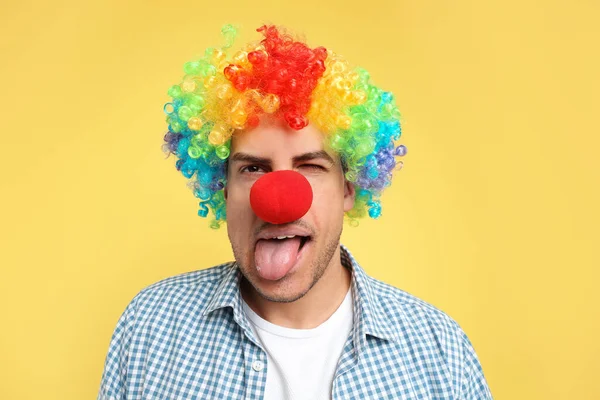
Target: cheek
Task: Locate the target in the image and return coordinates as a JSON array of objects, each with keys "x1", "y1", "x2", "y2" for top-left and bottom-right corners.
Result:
[
  {"x1": 225, "y1": 185, "x2": 253, "y2": 224},
  {"x1": 309, "y1": 178, "x2": 345, "y2": 217}
]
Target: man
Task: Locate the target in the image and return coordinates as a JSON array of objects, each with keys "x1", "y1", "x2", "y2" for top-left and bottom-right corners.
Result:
[{"x1": 98, "y1": 24, "x2": 492, "y2": 399}]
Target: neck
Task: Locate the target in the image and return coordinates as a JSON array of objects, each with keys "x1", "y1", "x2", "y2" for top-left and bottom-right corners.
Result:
[{"x1": 240, "y1": 246, "x2": 352, "y2": 329}]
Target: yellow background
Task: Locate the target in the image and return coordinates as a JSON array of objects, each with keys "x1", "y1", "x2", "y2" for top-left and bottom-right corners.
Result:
[{"x1": 1, "y1": 0, "x2": 598, "y2": 398}]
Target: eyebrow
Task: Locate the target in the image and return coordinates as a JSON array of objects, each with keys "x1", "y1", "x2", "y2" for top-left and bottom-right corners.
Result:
[{"x1": 229, "y1": 150, "x2": 336, "y2": 166}]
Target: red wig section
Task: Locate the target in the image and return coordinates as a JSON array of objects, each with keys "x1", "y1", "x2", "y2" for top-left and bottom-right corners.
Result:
[{"x1": 223, "y1": 25, "x2": 327, "y2": 130}]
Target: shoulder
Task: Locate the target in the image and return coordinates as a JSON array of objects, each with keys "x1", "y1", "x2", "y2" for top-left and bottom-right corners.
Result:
[
  {"x1": 367, "y1": 275, "x2": 474, "y2": 368},
  {"x1": 367, "y1": 275, "x2": 492, "y2": 397},
  {"x1": 369, "y1": 275, "x2": 465, "y2": 335},
  {"x1": 123, "y1": 261, "x2": 235, "y2": 318},
  {"x1": 98, "y1": 262, "x2": 238, "y2": 398}
]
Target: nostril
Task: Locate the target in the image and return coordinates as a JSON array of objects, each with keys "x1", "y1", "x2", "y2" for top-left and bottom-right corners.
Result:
[{"x1": 249, "y1": 170, "x2": 313, "y2": 224}]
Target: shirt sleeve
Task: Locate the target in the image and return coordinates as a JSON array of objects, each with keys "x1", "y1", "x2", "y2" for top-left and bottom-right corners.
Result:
[
  {"x1": 97, "y1": 296, "x2": 138, "y2": 400},
  {"x1": 459, "y1": 330, "x2": 493, "y2": 399}
]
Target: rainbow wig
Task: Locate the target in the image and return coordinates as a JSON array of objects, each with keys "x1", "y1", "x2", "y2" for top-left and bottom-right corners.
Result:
[{"x1": 161, "y1": 24, "x2": 407, "y2": 229}]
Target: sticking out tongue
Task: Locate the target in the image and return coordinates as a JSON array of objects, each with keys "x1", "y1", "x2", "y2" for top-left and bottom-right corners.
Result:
[{"x1": 254, "y1": 237, "x2": 303, "y2": 281}]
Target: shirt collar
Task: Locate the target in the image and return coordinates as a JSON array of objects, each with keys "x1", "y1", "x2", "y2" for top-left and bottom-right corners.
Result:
[{"x1": 201, "y1": 244, "x2": 399, "y2": 348}]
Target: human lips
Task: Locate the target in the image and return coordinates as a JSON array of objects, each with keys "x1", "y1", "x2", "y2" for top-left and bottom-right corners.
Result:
[{"x1": 255, "y1": 224, "x2": 313, "y2": 244}]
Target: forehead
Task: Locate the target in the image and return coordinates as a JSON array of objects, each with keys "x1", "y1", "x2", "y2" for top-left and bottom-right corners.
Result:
[{"x1": 230, "y1": 117, "x2": 334, "y2": 159}]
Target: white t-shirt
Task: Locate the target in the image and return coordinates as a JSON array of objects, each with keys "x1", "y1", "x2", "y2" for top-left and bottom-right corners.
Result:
[{"x1": 241, "y1": 286, "x2": 354, "y2": 400}]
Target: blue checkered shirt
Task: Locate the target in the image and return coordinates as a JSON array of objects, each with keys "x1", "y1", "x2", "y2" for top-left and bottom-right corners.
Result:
[{"x1": 98, "y1": 245, "x2": 492, "y2": 399}]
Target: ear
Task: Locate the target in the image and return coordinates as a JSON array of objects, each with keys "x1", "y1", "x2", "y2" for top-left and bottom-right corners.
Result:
[{"x1": 343, "y1": 179, "x2": 356, "y2": 212}]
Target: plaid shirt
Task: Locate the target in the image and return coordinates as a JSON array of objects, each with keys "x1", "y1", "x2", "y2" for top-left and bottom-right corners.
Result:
[{"x1": 98, "y1": 245, "x2": 492, "y2": 399}]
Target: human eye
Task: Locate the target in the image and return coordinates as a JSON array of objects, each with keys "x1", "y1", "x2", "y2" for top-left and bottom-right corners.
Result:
[
  {"x1": 300, "y1": 164, "x2": 327, "y2": 171},
  {"x1": 240, "y1": 165, "x2": 265, "y2": 174}
]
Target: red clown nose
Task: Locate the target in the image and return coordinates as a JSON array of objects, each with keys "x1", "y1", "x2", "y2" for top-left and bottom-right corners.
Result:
[{"x1": 250, "y1": 170, "x2": 313, "y2": 224}]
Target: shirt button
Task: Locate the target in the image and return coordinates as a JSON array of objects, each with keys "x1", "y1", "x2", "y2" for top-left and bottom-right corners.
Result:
[{"x1": 252, "y1": 360, "x2": 264, "y2": 371}]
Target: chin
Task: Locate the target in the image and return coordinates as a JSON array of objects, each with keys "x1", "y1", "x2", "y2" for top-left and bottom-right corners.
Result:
[{"x1": 251, "y1": 276, "x2": 313, "y2": 303}]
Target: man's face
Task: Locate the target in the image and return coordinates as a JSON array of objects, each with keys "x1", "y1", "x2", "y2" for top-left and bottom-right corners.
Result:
[{"x1": 224, "y1": 117, "x2": 355, "y2": 303}]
